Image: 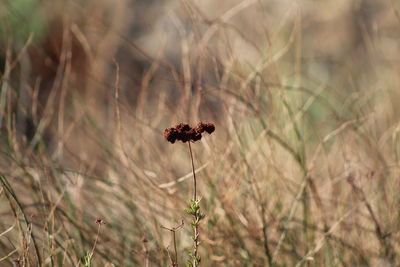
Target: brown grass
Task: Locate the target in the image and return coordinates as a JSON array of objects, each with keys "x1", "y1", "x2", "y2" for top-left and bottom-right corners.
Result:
[{"x1": 1, "y1": 0, "x2": 400, "y2": 266}]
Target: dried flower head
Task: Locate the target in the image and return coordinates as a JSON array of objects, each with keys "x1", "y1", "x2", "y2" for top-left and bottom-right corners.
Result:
[
  {"x1": 95, "y1": 218, "x2": 106, "y2": 225},
  {"x1": 195, "y1": 122, "x2": 215, "y2": 134},
  {"x1": 164, "y1": 128, "x2": 179, "y2": 143},
  {"x1": 164, "y1": 122, "x2": 215, "y2": 144}
]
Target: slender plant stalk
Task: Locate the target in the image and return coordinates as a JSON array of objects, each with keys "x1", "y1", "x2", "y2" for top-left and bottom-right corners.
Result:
[
  {"x1": 164, "y1": 122, "x2": 214, "y2": 266},
  {"x1": 90, "y1": 224, "x2": 102, "y2": 257},
  {"x1": 173, "y1": 231, "x2": 178, "y2": 266},
  {"x1": 161, "y1": 221, "x2": 184, "y2": 266},
  {"x1": 188, "y1": 141, "x2": 201, "y2": 267},
  {"x1": 82, "y1": 219, "x2": 104, "y2": 267},
  {"x1": 188, "y1": 142, "x2": 197, "y2": 201}
]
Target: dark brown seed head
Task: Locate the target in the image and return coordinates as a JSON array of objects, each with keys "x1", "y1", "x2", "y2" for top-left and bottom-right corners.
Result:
[
  {"x1": 164, "y1": 128, "x2": 178, "y2": 143},
  {"x1": 95, "y1": 218, "x2": 106, "y2": 225},
  {"x1": 196, "y1": 122, "x2": 215, "y2": 134},
  {"x1": 175, "y1": 123, "x2": 191, "y2": 132},
  {"x1": 204, "y1": 123, "x2": 215, "y2": 134},
  {"x1": 164, "y1": 122, "x2": 215, "y2": 144},
  {"x1": 190, "y1": 129, "x2": 202, "y2": 141}
]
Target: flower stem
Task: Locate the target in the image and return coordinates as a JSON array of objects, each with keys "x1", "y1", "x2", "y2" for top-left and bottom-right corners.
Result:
[
  {"x1": 188, "y1": 142, "x2": 197, "y2": 201},
  {"x1": 188, "y1": 142, "x2": 200, "y2": 266}
]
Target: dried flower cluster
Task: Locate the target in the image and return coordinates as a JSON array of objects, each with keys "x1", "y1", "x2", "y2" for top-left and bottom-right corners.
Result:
[
  {"x1": 95, "y1": 218, "x2": 106, "y2": 225},
  {"x1": 164, "y1": 122, "x2": 215, "y2": 144}
]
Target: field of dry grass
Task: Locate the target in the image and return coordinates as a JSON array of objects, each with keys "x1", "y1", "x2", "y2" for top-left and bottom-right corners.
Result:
[{"x1": 1, "y1": 0, "x2": 400, "y2": 266}]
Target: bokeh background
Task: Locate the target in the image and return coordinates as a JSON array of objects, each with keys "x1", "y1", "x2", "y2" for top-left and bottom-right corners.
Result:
[{"x1": 1, "y1": 0, "x2": 400, "y2": 266}]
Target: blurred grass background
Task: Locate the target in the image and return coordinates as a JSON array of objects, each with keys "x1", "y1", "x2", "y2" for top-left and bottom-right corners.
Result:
[{"x1": 1, "y1": 0, "x2": 400, "y2": 266}]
